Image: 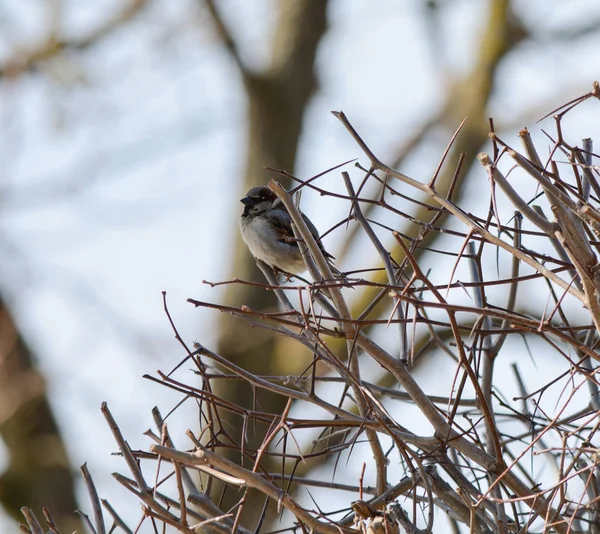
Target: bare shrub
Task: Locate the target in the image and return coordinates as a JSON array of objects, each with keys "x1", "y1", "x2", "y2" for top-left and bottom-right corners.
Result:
[{"x1": 21, "y1": 84, "x2": 600, "y2": 534}]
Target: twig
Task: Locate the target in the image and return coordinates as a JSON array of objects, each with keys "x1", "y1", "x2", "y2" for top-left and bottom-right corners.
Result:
[{"x1": 81, "y1": 463, "x2": 106, "y2": 534}]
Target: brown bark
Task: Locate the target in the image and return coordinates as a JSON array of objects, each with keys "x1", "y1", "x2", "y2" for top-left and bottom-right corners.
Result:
[
  {"x1": 0, "y1": 2, "x2": 152, "y2": 529},
  {"x1": 0, "y1": 299, "x2": 81, "y2": 532},
  {"x1": 206, "y1": 0, "x2": 329, "y2": 527}
]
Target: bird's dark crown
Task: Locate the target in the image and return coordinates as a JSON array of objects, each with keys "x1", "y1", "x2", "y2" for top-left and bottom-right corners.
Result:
[
  {"x1": 243, "y1": 186, "x2": 276, "y2": 203},
  {"x1": 240, "y1": 186, "x2": 280, "y2": 217}
]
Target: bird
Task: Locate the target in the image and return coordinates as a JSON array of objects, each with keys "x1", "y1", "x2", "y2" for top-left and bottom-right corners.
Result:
[{"x1": 239, "y1": 185, "x2": 336, "y2": 276}]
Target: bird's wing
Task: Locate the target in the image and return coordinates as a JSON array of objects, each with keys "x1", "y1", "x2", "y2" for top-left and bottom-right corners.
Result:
[
  {"x1": 301, "y1": 212, "x2": 335, "y2": 261},
  {"x1": 268, "y1": 209, "x2": 296, "y2": 244},
  {"x1": 269, "y1": 205, "x2": 336, "y2": 262}
]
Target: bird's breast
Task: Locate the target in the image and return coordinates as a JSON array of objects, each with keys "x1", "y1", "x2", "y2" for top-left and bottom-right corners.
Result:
[{"x1": 240, "y1": 215, "x2": 306, "y2": 274}]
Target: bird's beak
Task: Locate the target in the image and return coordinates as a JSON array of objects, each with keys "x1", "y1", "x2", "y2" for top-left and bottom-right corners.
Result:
[{"x1": 240, "y1": 196, "x2": 253, "y2": 206}]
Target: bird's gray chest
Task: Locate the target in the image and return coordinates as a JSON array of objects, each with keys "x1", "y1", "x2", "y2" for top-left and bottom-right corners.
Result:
[{"x1": 239, "y1": 214, "x2": 304, "y2": 273}]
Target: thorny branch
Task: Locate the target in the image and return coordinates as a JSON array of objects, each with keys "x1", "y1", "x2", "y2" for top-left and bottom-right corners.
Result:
[{"x1": 21, "y1": 83, "x2": 600, "y2": 534}]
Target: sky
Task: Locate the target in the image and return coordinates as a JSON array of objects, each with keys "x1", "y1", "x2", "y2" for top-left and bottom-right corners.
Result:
[{"x1": 2, "y1": 0, "x2": 600, "y2": 531}]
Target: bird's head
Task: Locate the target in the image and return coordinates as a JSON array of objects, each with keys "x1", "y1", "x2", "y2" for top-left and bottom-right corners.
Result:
[{"x1": 240, "y1": 186, "x2": 278, "y2": 216}]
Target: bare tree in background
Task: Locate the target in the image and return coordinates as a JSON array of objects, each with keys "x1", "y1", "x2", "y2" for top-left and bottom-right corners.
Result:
[
  {"x1": 0, "y1": 298, "x2": 78, "y2": 531},
  {"x1": 203, "y1": 0, "x2": 329, "y2": 523},
  {"x1": 0, "y1": 1, "x2": 151, "y2": 529},
  {"x1": 208, "y1": 0, "x2": 525, "y2": 527}
]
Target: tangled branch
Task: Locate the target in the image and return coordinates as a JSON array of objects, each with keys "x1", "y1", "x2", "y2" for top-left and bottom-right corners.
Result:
[{"x1": 21, "y1": 83, "x2": 600, "y2": 534}]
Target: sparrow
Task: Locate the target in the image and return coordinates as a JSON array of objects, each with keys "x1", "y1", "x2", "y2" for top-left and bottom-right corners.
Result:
[{"x1": 239, "y1": 185, "x2": 336, "y2": 276}]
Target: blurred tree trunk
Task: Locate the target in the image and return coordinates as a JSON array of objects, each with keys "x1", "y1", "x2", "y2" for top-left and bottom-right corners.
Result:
[
  {"x1": 0, "y1": 3, "x2": 150, "y2": 529},
  {"x1": 207, "y1": 0, "x2": 329, "y2": 527},
  {"x1": 208, "y1": 0, "x2": 527, "y2": 528},
  {"x1": 0, "y1": 298, "x2": 81, "y2": 533}
]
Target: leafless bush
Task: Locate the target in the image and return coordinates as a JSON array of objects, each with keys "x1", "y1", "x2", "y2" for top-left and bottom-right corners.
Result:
[{"x1": 21, "y1": 84, "x2": 600, "y2": 534}]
